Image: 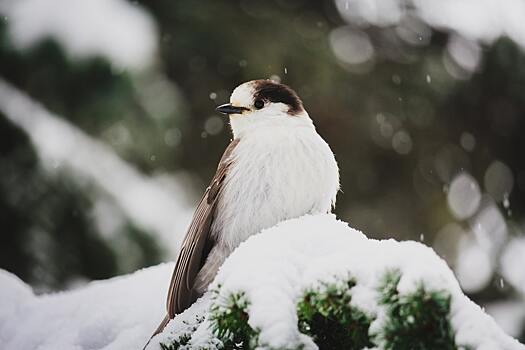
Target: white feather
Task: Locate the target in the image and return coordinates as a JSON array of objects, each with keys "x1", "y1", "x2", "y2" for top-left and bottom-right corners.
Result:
[
  {"x1": 194, "y1": 82, "x2": 340, "y2": 292},
  {"x1": 216, "y1": 121, "x2": 339, "y2": 248}
]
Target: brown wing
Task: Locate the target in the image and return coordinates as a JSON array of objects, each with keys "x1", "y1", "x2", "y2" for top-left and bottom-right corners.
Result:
[{"x1": 165, "y1": 139, "x2": 239, "y2": 318}]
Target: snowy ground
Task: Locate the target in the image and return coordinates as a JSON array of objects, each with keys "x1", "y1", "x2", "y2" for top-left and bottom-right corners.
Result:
[
  {"x1": 1, "y1": 214, "x2": 524, "y2": 350},
  {"x1": 0, "y1": 264, "x2": 170, "y2": 350}
]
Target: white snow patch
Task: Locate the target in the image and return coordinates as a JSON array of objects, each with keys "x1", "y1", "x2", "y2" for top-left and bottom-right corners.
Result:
[
  {"x1": 156, "y1": 214, "x2": 524, "y2": 350},
  {"x1": 0, "y1": 0, "x2": 158, "y2": 70},
  {"x1": 0, "y1": 270, "x2": 34, "y2": 335},
  {"x1": 334, "y1": 0, "x2": 525, "y2": 52},
  {"x1": 2, "y1": 215, "x2": 523, "y2": 350},
  {"x1": 0, "y1": 264, "x2": 172, "y2": 350},
  {"x1": 149, "y1": 295, "x2": 220, "y2": 350},
  {"x1": 0, "y1": 79, "x2": 193, "y2": 255}
]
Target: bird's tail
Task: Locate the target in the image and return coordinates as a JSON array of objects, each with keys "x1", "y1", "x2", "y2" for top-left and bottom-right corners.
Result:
[{"x1": 143, "y1": 314, "x2": 170, "y2": 350}]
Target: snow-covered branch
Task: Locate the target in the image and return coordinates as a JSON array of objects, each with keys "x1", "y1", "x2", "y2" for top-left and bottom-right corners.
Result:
[
  {"x1": 152, "y1": 214, "x2": 523, "y2": 349},
  {"x1": 0, "y1": 79, "x2": 192, "y2": 252},
  {"x1": 1, "y1": 215, "x2": 523, "y2": 350}
]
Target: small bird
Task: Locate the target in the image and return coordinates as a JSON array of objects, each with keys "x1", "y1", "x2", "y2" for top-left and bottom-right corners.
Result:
[{"x1": 150, "y1": 79, "x2": 339, "y2": 338}]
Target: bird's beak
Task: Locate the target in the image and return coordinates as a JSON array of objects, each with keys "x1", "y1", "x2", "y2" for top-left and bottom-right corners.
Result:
[{"x1": 216, "y1": 103, "x2": 249, "y2": 115}]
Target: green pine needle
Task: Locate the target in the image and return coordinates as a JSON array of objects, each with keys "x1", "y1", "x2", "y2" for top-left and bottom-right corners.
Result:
[
  {"x1": 160, "y1": 272, "x2": 472, "y2": 350},
  {"x1": 377, "y1": 270, "x2": 459, "y2": 350},
  {"x1": 297, "y1": 278, "x2": 373, "y2": 349},
  {"x1": 209, "y1": 290, "x2": 259, "y2": 349}
]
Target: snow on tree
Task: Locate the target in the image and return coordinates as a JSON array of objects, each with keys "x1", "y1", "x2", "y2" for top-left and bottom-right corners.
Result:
[
  {"x1": 150, "y1": 214, "x2": 523, "y2": 350},
  {"x1": 1, "y1": 214, "x2": 523, "y2": 350},
  {"x1": 0, "y1": 0, "x2": 158, "y2": 70}
]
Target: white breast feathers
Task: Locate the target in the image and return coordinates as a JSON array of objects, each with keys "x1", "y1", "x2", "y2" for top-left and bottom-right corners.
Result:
[{"x1": 211, "y1": 125, "x2": 340, "y2": 251}]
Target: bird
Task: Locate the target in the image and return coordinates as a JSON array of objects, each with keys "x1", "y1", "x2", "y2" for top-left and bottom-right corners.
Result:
[{"x1": 149, "y1": 79, "x2": 340, "y2": 340}]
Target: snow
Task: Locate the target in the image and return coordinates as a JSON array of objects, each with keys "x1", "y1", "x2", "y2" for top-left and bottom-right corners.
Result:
[
  {"x1": 0, "y1": 264, "x2": 172, "y2": 350},
  {"x1": 151, "y1": 214, "x2": 524, "y2": 350},
  {"x1": 0, "y1": 270, "x2": 34, "y2": 329},
  {"x1": 0, "y1": 0, "x2": 158, "y2": 70},
  {"x1": 334, "y1": 0, "x2": 525, "y2": 51},
  {"x1": 0, "y1": 79, "x2": 193, "y2": 254},
  {"x1": 1, "y1": 215, "x2": 523, "y2": 350}
]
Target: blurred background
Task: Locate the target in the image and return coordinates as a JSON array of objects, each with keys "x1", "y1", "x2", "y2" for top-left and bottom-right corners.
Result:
[{"x1": 0, "y1": 0, "x2": 524, "y2": 341}]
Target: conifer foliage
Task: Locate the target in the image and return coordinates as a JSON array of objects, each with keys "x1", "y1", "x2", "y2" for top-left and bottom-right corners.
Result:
[
  {"x1": 210, "y1": 290, "x2": 259, "y2": 349},
  {"x1": 160, "y1": 272, "x2": 461, "y2": 350},
  {"x1": 377, "y1": 270, "x2": 459, "y2": 350},
  {"x1": 296, "y1": 279, "x2": 373, "y2": 349}
]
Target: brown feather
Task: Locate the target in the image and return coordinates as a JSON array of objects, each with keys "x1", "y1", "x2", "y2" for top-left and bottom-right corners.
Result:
[
  {"x1": 151, "y1": 139, "x2": 239, "y2": 340},
  {"x1": 146, "y1": 140, "x2": 238, "y2": 346}
]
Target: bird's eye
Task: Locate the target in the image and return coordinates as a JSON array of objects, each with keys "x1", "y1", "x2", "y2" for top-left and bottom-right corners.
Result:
[{"x1": 254, "y1": 99, "x2": 264, "y2": 109}]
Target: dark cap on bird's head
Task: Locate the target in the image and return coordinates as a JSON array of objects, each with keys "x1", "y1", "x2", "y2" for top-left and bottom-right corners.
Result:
[
  {"x1": 251, "y1": 80, "x2": 303, "y2": 115},
  {"x1": 216, "y1": 79, "x2": 304, "y2": 116}
]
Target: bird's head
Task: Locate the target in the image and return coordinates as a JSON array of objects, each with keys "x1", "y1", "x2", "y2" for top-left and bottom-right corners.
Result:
[{"x1": 216, "y1": 80, "x2": 312, "y2": 138}]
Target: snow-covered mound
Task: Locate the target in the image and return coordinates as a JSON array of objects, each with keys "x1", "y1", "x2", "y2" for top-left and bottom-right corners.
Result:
[
  {"x1": 1, "y1": 214, "x2": 523, "y2": 350},
  {"x1": 0, "y1": 264, "x2": 171, "y2": 350},
  {"x1": 151, "y1": 214, "x2": 524, "y2": 350}
]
